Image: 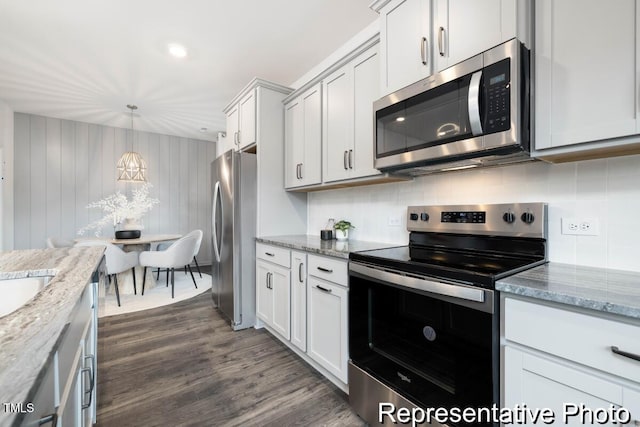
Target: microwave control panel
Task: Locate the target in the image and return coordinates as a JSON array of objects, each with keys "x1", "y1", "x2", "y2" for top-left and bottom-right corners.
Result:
[{"x1": 483, "y1": 58, "x2": 511, "y2": 134}]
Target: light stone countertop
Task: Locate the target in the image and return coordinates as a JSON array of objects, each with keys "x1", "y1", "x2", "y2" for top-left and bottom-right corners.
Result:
[
  {"x1": 256, "y1": 235, "x2": 399, "y2": 259},
  {"x1": 496, "y1": 262, "x2": 640, "y2": 320},
  {"x1": 0, "y1": 247, "x2": 104, "y2": 426}
]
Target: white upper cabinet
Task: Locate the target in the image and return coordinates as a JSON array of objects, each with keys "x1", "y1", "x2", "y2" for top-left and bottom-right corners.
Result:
[
  {"x1": 224, "y1": 91, "x2": 256, "y2": 153},
  {"x1": 323, "y1": 45, "x2": 381, "y2": 183},
  {"x1": 284, "y1": 84, "x2": 322, "y2": 189},
  {"x1": 237, "y1": 90, "x2": 256, "y2": 150},
  {"x1": 433, "y1": 0, "x2": 516, "y2": 72},
  {"x1": 378, "y1": 0, "x2": 432, "y2": 95},
  {"x1": 533, "y1": 0, "x2": 640, "y2": 160}
]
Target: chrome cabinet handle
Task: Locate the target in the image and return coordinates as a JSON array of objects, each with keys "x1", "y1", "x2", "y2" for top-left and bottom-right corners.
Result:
[
  {"x1": 343, "y1": 151, "x2": 348, "y2": 170},
  {"x1": 234, "y1": 131, "x2": 239, "y2": 146},
  {"x1": 611, "y1": 346, "x2": 640, "y2": 362},
  {"x1": 265, "y1": 272, "x2": 270, "y2": 288},
  {"x1": 265, "y1": 252, "x2": 275, "y2": 257},
  {"x1": 298, "y1": 262, "x2": 304, "y2": 283},
  {"x1": 237, "y1": 130, "x2": 241, "y2": 145},
  {"x1": 299, "y1": 163, "x2": 303, "y2": 179},
  {"x1": 81, "y1": 354, "x2": 95, "y2": 409},
  {"x1": 348, "y1": 149, "x2": 353, "y2": 169},
  {"x1": 438, "y1": 26, "x2": 446, "y2": 57},
  {"x1": 316, "y1": 285, "x2": 332, "y2": 293},
  {"x1": 317, "y1": 266, "x2": 333, "y2": 273},
  {"x1": 420, "y1": 36, "x2": 428, "y2": 65}
]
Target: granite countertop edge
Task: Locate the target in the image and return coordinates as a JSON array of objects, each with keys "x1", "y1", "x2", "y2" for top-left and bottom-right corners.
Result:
[
  {"x1": 0, "y1": 247, "x2": 104, "y2": 425},
  {"x1": 496, "y1": 262, "x2": 640, "y2": 320},
  {"x1": 256, "y1": 235, "x2": 399, "y2": 259}
]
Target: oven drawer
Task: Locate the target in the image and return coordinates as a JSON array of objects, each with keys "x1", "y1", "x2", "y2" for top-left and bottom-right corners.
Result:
[
  {"x1": 308, "y1": 254, "x2": 348, "y2": 287},
  {"x1": 504, "y1": 297, "x2": 640, "y2": 383},
  {"x1": 256, "y1": 243, "x2": 290, "y2": 268}
]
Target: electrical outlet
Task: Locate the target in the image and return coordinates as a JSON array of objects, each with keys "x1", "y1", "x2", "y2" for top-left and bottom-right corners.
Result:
[
  {"x1": 562, "y1": 217, "x2": 600, "y2": 236},
  {"x1": 388, "y1": 215, "x2": 402, "y2": 226}
]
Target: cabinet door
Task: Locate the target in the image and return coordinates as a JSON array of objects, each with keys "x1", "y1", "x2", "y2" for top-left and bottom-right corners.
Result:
[
  {"x1": 307, "y1": 277, "x2": 348, "y2": 383},
  {"x1": 379, "y1": 0, "x2": 432, "y2": 95},
  {"x1": 238, "y1": 90, "x2": 256, "y2": 150},
  {"x1": 270, "y1": 264, "x2": 291, "y2": 340},
  {"x1": 226, "y1": 104, "x2": 240, "y2": 152},
  {"x1": 256, "y1": 260, "x2": 273, "y2": 325},
  {"x1": 290, "y1": 251, "x2": 307, "y2": 352},
  {"x1": 535, "y1": 0, "x2": 639, "y2": 150},
  {"x1": 625, "y1": 388, "x2": 640, "y2": 426},
  {"x1": 504, "y1": 346, "x2": 626, "y2": 420},
  {"x1": 434, "y1": 0, "x2": 513, "y2": 72},
  {"x1": 284, "y1": 99, "x2": 303, "y2": 189},
  {"x1": 352, "y1": 46, "x2": 382, "y2": 179},
  {"x1": 323, "y1": 66, "x2": 353, "y2": 183},
  {"x1": 300, "y1": 85, "x2": 322, "y2": 186}
]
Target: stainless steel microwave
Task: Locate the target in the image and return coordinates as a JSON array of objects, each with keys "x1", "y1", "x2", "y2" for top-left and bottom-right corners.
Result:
[{"x1": 374, "y1": 38, "x2": 531, "y2": 175}]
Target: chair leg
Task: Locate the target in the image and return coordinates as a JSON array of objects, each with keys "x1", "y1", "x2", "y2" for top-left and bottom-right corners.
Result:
[
  {"x1": 194, "y1": 257, "x2": 202, "y2": 278},
  {"x1": 132, "y1": 267, "x2": 137, "y2": 295},
  {"x1": 113, "y1": 274, "x2": 121, "y2": 307},
  {"x1": 171, "y1": 268, "x2": 175, "y2": 299},
  {"x1": 142, "y1": 267, "x2": 147, "y2": 295},
  {"x1": 156, "y1": 268, "x2": 160, "y2": 280},
  {"x1": 166, "y1": 269, "x2": 169, "y2": 287},
  {"x1": 187, "y1": 264, "x2": 197, "y2": 289}
]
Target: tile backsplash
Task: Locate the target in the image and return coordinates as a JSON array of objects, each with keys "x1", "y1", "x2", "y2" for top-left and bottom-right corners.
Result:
[{"x1": 308, "y1": 155, "x2": 640, "y2": 272}]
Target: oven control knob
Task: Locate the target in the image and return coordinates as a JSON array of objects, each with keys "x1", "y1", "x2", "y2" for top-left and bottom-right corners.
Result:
[
  {"x1": 521, "y1": 212, "x2": 535, "y2": 224},
  {"x1": 420, "y1": 213, "x2": 429, "y2": 221},
  {"x1": 502, "y1": 212, "x2": 516, "y2": 224},
  {"x1": 409, "y1": 213, "x2": 419, "y2": 221}
]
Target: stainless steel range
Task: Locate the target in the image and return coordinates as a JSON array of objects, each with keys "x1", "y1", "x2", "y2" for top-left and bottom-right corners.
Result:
[{"x1": 348, "y1": 203, "x2": 547, "y2": 426}]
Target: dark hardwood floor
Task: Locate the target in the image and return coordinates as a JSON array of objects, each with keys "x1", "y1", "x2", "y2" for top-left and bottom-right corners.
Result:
[{"x1": 96, "y1": 290, "x2": 365, "y2": 427}]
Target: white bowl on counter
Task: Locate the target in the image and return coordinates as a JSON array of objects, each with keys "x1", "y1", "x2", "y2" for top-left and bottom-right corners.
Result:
[{"x1": 0, "y1": 277, "x2": 48, "y2": 318}]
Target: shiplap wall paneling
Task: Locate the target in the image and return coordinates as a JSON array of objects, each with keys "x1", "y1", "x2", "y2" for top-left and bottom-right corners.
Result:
[{"x1": 13, "y1": 113, "x2": 215, "y2": 263}]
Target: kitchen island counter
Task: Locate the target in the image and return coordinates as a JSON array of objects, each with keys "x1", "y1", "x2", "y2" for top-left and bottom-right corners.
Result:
[
  {"x1": 0, "y1": 247, "x2": 104, "y2": 426},
  {"x1": 256, "y1": 235, "x2": 397, "y2": 259},
  {"x1": 497, "y1": 262, "x2": 640, "y2": 320}
]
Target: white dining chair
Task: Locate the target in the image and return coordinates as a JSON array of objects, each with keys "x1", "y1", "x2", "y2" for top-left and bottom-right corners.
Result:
[
  {"x1": 139, "y1": 232, "x2": 200, "y2": 298},
  {"x1": 75, "y1": 240, "x2": 140, "y2": 306},
  {"x1": 155, "y1": 230, "x2": 203, "y2": 286}
]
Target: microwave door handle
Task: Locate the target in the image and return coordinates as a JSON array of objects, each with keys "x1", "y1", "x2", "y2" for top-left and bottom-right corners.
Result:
[{"x1": 468, "y1": 70, "x2": 483, "y2": 136}]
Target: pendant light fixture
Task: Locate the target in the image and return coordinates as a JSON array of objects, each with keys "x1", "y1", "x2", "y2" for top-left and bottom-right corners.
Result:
[{"x1": 117, "y1": 104, "x2": 147, "y2": 182}]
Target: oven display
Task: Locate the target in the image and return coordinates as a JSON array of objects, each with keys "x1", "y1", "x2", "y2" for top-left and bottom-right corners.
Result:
[{"x1": 441, "y1": 211, "x2": 486, "y2": 223}]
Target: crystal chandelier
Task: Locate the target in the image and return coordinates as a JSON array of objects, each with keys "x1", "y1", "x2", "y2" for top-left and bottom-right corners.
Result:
[{"x1": 117, "y1": 104, "x2": 147, "y2": 182}]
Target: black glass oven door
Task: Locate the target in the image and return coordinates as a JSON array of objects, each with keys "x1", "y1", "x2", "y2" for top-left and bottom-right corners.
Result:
[{"x1": 349, "y1": 267, "x2": 496, "y2": 426}]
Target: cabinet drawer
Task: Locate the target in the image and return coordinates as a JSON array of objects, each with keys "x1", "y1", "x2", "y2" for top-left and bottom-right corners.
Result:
[
  {"x1": 504, "y1": 297, "x2": 640, "y2": 383},
  {"x1": 256, "y1": 243, "x2": 290, "y2": 268},
  {"x1": 307, "y1": 254, "x2": 348, "y2": 287}
]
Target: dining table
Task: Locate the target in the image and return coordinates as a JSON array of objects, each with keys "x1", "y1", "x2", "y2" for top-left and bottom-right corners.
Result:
[{"x1": 75, "y1": 233, "x2": 182, "y2": 295}]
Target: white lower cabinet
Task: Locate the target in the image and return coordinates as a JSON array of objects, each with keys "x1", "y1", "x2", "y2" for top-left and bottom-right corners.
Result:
[
  {"x1": 255, "y1": 243, "x2": 349, "y2": 390},
  {"x1": 256, "y1": 258, "x2": 291, "y2": 340},
  {"x1": 502, "y1": 296, "x2": 640, "y2": 424},
  {"x1": 307, "y1": 276, "x2": 348, "y2": 384},
  {"x1": 290, "y1": 251, "x2": 307, "y2": 352}
]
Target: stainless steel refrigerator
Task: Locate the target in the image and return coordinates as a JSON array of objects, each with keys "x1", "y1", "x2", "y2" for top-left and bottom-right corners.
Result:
[{"x1": 211, "y1": 150, "x2": 256, "y2": 330}]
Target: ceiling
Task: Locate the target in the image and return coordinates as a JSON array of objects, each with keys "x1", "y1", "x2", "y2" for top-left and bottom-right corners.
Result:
[{"x1": 0, "y1": 1, "x2": 377, "y2": 142}]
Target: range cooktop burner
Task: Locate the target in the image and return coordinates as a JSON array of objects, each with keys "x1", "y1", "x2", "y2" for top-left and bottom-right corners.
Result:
[{"x1": 350, "y1": 203, "x2": 548, "y2": 289}]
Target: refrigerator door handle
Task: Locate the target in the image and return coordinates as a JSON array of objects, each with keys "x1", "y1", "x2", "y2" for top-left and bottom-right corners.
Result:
[{"x1": 212, "y1": 180, "x2": 222, "y2": 263}]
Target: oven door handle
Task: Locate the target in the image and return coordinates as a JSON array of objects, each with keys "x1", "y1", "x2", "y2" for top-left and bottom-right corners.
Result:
[{"x1": 349, "y1": 262, "x2": 485, "y2": 303}]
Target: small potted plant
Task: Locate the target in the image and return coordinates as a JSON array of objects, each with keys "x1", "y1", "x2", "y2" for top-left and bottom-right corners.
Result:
[{"x1": 334, "y1": 220, "x2": 354, "y2": 241}]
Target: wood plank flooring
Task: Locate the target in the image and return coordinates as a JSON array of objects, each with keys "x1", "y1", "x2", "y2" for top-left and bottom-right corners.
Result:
[{"x1": 96, "y1": 291, "x2": 365, "y2": 427}]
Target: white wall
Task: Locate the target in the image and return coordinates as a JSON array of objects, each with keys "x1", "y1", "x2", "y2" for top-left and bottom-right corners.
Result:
[
  {"x1": 12, "y1": 113, "x2": 216, "y2": 262},
  {"x1": 0, "y1": 100, "x2": 14, "y2": 251},
  {"x1": 308, "y1": 155, "x2": 640, "y2": 272}
]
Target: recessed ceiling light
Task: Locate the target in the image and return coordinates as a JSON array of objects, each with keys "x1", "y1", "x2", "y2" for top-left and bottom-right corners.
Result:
[
  {"x1": 395, "y1": 117, "x2": 405, "y2": 122},
  {"x1": 168, "y1": 43, "x2": 188, "y2": 58}
]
